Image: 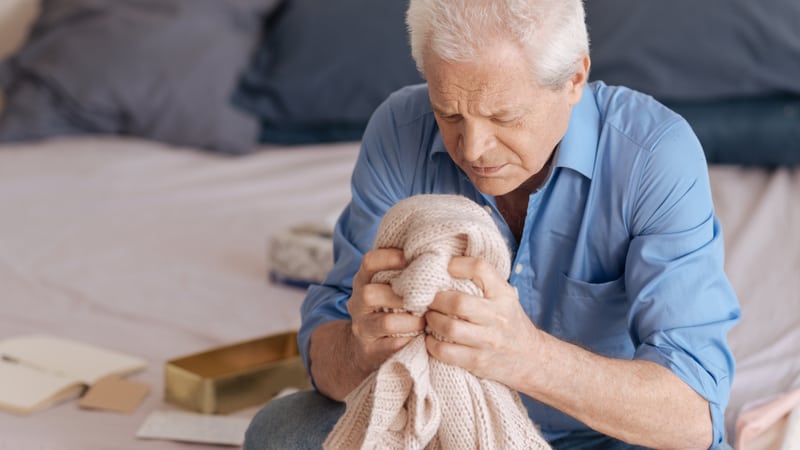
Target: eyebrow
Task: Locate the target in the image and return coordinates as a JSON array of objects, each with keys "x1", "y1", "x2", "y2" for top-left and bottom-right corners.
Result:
[
  {"x1": 432, "y1": 105, "x2": 525, "y2": 118},
  {"x1": 431, "y1": 107, "x2": 457, "y2": 117},
  {"x1": 488, "y1": 108, "x2": 522, "y2": 117},
  {"x1": 429, "y1": 102, "x2": 453, "y2": 113}
]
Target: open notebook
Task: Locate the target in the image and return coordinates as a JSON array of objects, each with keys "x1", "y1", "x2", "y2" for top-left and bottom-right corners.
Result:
[{"x1": 0, "y1": 334, "x2": 147, "y2": 415}]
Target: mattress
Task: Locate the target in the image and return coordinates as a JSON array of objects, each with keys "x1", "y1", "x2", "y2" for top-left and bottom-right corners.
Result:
[{"x1": 0, "y1": 136, "x2": 797, "y2": 449}]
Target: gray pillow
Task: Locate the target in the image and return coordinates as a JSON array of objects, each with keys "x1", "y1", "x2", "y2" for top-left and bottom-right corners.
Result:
[{"x1": 0, "y1": 0, "x2": 280, "y2": 154}]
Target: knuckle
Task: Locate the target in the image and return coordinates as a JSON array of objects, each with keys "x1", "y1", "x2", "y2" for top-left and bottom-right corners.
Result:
[
  {"x1": 361, "y1": 251, "x2": 381, "y2": 273},
  {"x1": 360, "y1": 283, "x2": 388, "y2": 308},
  {"x1": 376, "y1": 313, "x2": 394, "y2": 332},
  {"x1": 425, "y1": 336, "x2": 442, "y2": 356},
  {"x1": 350, "y1": 320, "x2": 364, "y2": 338},
  {"x1": 449, "y1": 295, "x2": 470, "y2": 318},
  {"x1": 441, "y1": 319, "x2": 458, "y2": 338},
  {"x1": 360, "y1": 283, "x2": 379, "y2": 302},
  {"x1": 359, "y1": 253, "x2": 373, "y2": 272},
  {"x1": 485, "y1": 335, "x2": 500, "y2": 352},
  {"x1": 471, "y1": 258, "x2": 490, "y2": 274}
]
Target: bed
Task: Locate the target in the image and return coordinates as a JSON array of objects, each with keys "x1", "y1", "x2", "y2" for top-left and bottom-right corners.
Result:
[
  {"x1": 0, "y1": 137, "x2": 358, "y2": 449},
  {"x1": 0, "y1": 135, "x2": 798, "y2": 449}
]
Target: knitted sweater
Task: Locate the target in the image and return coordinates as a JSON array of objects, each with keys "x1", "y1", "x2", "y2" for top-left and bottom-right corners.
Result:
[{"x1": 324, "y1": 194, "x2": 551, "y2": 450}]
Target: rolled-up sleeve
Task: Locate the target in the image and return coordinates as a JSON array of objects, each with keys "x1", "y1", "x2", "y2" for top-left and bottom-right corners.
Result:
[
  {"x1": 625, "y1": 120, "x2": 741, "y2": 446},
  {"x1": 298, "y1": 96, "x2": 410, "y2": 377}
]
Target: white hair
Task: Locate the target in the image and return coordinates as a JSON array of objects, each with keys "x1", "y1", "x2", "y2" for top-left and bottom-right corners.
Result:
[{"x1": 406, "y1": 0, "x2": 589, "y2": 88}]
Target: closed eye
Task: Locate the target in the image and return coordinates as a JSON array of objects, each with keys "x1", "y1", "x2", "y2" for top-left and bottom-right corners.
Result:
[
  {"x1": 491, "y1": 116, "x2": 519, "y2": 125},
  {"x1": 436, "y1": 113, "x2": 463, "y2": 123}
]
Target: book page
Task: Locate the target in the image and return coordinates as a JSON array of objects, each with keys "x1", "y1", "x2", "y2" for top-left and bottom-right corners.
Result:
[
  {"x1": 0, "y1": 357, "x2": 84, "y2": 415},
  {"x1": 0, "y1": 335, "x2": 147, "y2": 385}
]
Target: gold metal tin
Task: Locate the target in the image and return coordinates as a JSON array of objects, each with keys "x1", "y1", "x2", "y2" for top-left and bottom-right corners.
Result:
[{"x1": 164, "y1": 331, "x2": 310, "y2": 414}]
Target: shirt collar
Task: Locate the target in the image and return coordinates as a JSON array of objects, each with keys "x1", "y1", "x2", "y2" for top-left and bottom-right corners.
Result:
[
  {"x1": 554, "y1": 84, "x2": 599, "y2": 180},
  {"x1": 429, "y1": 84, "x2": 600, "y2": 180}
]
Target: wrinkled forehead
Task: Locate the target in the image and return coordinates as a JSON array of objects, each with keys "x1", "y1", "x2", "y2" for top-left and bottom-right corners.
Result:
[{"x1": 423, "y1": 42, "x2": 540, "y2": 106}]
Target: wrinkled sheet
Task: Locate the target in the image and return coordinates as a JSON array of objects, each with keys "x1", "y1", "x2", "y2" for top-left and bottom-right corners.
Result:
[
  {"x1": 0, "y1": 137, "x2": 358, "y2": 449},
  {"x1": 0, "y1": 137, "x2": 797, "y2": 448}
]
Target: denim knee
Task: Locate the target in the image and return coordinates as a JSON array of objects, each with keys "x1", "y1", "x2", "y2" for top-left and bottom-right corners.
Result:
[{"x1": 243, "y1": 390, "x2": 345, "y2": 450}]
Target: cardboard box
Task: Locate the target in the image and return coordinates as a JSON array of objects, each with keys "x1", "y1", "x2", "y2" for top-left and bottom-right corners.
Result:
[{"x1": 164, "y1": 331, "x2": 310, "y2": 414}]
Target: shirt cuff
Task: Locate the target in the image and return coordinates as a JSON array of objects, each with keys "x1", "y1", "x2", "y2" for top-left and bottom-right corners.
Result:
[{"x1": 635, "y1": 342, "x2": 729, "y2": 446}]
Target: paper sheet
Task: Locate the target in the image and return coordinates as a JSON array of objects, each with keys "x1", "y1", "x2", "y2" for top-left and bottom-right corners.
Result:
[
  {"x1": 78, "y1": 376, "x2": 150, "y2": 414},
  {"x1": 136, "y1": 410, "x2": 252, "y2": 446}
]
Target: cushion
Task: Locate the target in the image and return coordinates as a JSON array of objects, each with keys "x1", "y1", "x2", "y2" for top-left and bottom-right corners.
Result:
[
  {"x1": 586, "y1": 0, "x2": 800, "y2": 101},
  {"x1": 234, "y1": 0, "x2": 423, "y2": 144},
  {"x1": 0, "y1": 0, "x2": 280, "y2": 154},
  {"x1": 664, "y1": 96, "x2": 800, "y2": 167},
  {"x1": 586, "y1": 1, "x2": 800, "y2": 166}
]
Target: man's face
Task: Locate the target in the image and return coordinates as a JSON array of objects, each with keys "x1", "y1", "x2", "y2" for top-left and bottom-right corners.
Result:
[{"x1": 425, "y1": 41, "x2": 585, "y2": 197}]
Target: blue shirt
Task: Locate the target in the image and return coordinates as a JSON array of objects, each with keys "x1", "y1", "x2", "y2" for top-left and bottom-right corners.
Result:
[{"x1": 299, "y1": 81, "x2": 740, "y2": 446}]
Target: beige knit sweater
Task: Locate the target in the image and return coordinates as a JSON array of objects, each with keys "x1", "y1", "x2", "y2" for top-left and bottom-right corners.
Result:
[{"x1": 324, "y1": 194, "x2": 551, "y2": 450}]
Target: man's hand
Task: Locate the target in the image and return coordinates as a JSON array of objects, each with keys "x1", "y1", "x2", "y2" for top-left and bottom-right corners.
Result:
[
  {"x1": 423, "y1": 255, "x2": 542, "y2": 391},
  {"x1": 423, "y1": 256, "x2": 713, "y2": 448},
  {"x1": 347, "y1": 248, "x2": 426, "y2": 374},
  {"x1": 309, "y1": 248, "x2": 425, "y2": 400}
]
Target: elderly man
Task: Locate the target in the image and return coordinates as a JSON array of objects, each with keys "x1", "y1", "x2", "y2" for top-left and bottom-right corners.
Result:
[{"x1": 245, "y1": 0, "x2": 740, "y2": 448}]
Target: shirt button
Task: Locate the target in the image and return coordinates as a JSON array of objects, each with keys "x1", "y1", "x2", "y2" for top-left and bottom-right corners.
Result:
[
  {"x1": 515, "y1": 264, "x2": 523, "y2": 274},
  {"x1": 483, "y1": 205, "x2": 493, "y2": 215}
]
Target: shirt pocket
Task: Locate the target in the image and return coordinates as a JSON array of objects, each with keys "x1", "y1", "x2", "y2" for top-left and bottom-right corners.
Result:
[{"x1": 555, "y1": 273, "x2": 634, "y2": 358}]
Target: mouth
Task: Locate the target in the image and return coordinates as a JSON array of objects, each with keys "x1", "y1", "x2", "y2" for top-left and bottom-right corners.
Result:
[{"x1": 470, "y1": 164, "x2": 506, "y2": 176}]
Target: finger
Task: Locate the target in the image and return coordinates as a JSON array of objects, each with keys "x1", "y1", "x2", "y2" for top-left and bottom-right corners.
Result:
[
  {"x1": 373, "y1": 311, "x2": 426, "y2": 337},
  {"x1": 353, "y1": 305, "x2": 425, "y2": 339},
  {"x1": 447, "y1": 256, "x2": 511, "y2": 299},
  {"x1": 358, "y1": 335, "x2": 418, "y2": 373},
  {"x1": 425, "y1": 334, "x2": 478, "y2": 370},
  {"x1": 428, "y1": 290, "x2": 484, "y2": 324},
  {"x1": 354, "y1": 248, "x2": 406, "y2": 287},
  {"x1": 357, "y1": 283, "x2": 406, "y2": 312},
  {"x1": 425, "y1": 309, "x2": 484, "y2": 347}
]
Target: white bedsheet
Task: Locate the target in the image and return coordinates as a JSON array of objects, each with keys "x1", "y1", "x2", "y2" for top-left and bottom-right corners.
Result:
[
  {"x1": 710, "y1": 166, "x2": 800, "y2": 440},
  {"x1": 0, "y1": 137, "x2": 797, "y2": 448},
  {"x1": 0, "y1": 137, "x2": 358, "y2": 449}
]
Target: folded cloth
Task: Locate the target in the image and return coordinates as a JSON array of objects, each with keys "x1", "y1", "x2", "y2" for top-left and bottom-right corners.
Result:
[
  {"x1": 269, "y1": 223, "x2": 334, "y2": 288},
  {"x1": 323, "y1": 194, "x2": 549, "y2": 450}
]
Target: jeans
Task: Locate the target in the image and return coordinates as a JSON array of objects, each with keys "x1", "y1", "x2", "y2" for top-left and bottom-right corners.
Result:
[
  {"x1": 244, "y1": 390, "x2": 344, "y2": 450},
  {"x1": 243, "y1": 390, "x2": 720, "y2": 449}
]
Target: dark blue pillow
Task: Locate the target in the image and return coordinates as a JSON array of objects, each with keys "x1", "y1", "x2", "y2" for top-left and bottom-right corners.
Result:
[
  {"x1": 586, "y1": 0, "x2": 800, "y2": 101},
  {"x1": 586, "y1": 0, "x2": 800, "y2": 166},
  {"x1": 234, "y1": 0, "x2": 423, "y2": 145},
  {"x1": 665, "y1": 96, "x2": 800, "y2": 167}
]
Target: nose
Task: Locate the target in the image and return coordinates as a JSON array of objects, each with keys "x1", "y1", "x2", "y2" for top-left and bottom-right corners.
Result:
[{"x1": 459, "y1": 119, "x2": 495, "y2": 162}]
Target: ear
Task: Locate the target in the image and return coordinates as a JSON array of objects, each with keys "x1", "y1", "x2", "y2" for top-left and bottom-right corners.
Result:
[{"x1": 566, "y1": 54, "x2": 591, "y2": 106}]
